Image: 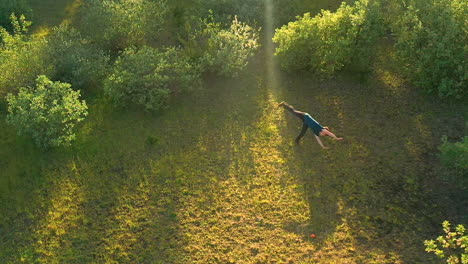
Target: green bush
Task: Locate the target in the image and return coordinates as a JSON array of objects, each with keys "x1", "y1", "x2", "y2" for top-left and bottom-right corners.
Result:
[
  {"x1": 46, "y1": 25, "x2": 110, "y2": 93},
  {"x1": 78, "y1": 0, "x2": 169, "y2": 52},
  {"x1": 0, "y1": 0, "x2": 31, "y2": 31},
  {"x1": 105, "y1": 46, "x2": 200, "y2": 111},
  {"x1": 0, "y1": 14, "x2": 52, "y2": 98},
  {"x1": 424, "y1": 221, "x2": 468, "y2": 264},
  {"x1": 439, "y1": 136, "x2": 468, "y2": 174},
  {"x1": 391, "y1": 0, "x2": 467, "y2": 98},
  {"x1": 188, "y1": 15, "x2": 260, "y2": 77},
  {"x1": 6, "y1": 75, "x2": 88, "y2": 148},
  {"x1": 273, "y1": 0, "x2": 382, "y2": 77}
]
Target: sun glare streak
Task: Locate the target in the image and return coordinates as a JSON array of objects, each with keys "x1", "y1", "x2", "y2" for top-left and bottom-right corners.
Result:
[{"x1": 264, "y1": 0, "x2": 279, "y2": 91}]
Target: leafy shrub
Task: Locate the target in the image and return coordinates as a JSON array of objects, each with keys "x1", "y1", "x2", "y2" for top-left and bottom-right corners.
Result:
[
  {"x1": 46, "y1": 25, "x2": 110, "y2": 93},
  {"x1": 0, "y1": 0, "x2": 31, "y2": 31},
  {"x1": 0, "y1": 14, "x2": 52, "y2": 98},
  {"x1": 78, "y1": 0, "x2": 168, "y2": 52},
  {"x1": 105, "y1": 46, "x2": 200, "y2": 111},
  {"x1": 349, "y1": 0, "x2": 384, "y2": 72},
  {"x1": 439, "y1": 136, "x2": 468, "y2": 174},
  {"x1": 6, "y1": 75, "x2": 88, "y2": 148},
  {"x1": 188, "y1": 15, "x2": 260, "y2": 77},
  {"x1": 391, "y1": 0, "x2": 467, "y2": 98},
  {"x1": 273, "y1": 0, "x2": 382, "y2": 77},
  {"x1": 424, "y1": 221, "x2": 468, "y2": 264}
]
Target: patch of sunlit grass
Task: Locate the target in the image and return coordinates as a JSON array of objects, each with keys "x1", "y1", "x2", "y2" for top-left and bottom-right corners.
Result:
[
  {"x1": 375, "y1": 67, "x2": 407, "y2": 95},
  {"x1": 312, "y1": 200, "x2": 404, "y2": 263},
  {"x1": 172, "y1": 89, "x2": 317, "y2": 263},
  {"x1": 373, "y1": 39, "x2": 409, "y2": 96},
  {"x1": 99, "y1": 176, "x2": 156, "y2": 263},
  {"x1": 34, "y1": 164, "x2": 84, "y2": 263}
]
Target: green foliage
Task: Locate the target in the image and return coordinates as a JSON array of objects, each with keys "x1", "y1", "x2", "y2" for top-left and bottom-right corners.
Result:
[
  {"x1": 0, "y1": 14, "x2": 51, "y2": 98},
  {"x1": 271, "y1": 0, "x2": 354, "y2": 27},
  {"x1": 193, "y1": 0, "x2": 264, "y2": 24},
  {"x1": 349, "y1": 0, "x2": 384, "y2": 72},
  {"x1": 1, "y1": 17, "x2": 109, "y2": 99},
  {"x1": 46, "y1": 25, "x2": 110, "y2": 92},
  {"x1": 6, "y1": 75, "x2": 88, "y2": 148},
  {"x1": 439, "y1": 136, "x2": 468, "y2": 174},
  {"x1": 189, "y1": 15, "x2": 260, "y2": 77},
  {"x1": 0, "y1": 0, "x2": 31, "y2": 31},
  {"x1": 78, "y1": 0, "x2": 168, "y2": 52},
  {"x1": 105, "y1": 46, "x2": 200, "y2": 111},
  {"x1": 391, "y1": 0, "x2": 467, "y2": 98},
  {"x1": 424, "y1": 221, "x2": 468, "y2": 264},
  {"x1": 176, "y1": 0, "x2": 346, "y2": 29},
  {"x1": 273, "y1": 0, "x2": 382, "y2": 77}
]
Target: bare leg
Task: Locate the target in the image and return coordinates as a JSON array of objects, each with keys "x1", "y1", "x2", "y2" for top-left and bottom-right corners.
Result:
[
  {"x1": 279, "y1": 101, "x2": 305, "y2": 120},
  {"x1": 320, "y1": 129, "x2": 343, "y2": 140},
  {"x1": 314, "y1": 135, "x2": 328, "y2": 149}
]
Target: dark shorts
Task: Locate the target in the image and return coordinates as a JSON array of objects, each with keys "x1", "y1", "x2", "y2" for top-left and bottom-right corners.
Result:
[{"x1": 311, "y1": 127, "x2": 323, "y2": 136}]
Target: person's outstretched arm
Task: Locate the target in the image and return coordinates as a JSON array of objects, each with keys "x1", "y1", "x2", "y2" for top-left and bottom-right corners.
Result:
[
  {"x1": 295, "y1": 123, "x2": 308, "y2": 143},
  {"x1": 314, "y1": 135, "x2": 328, "y2": 149}
]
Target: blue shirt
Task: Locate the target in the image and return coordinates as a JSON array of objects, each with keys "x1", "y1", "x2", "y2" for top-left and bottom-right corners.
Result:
[{"x1": 304, "y1": 113, "x2": 324, "y2": 136}]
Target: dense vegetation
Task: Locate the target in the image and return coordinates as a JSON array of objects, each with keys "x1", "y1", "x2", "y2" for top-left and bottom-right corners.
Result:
[
  {"x1": 46, "y1": 25, "x2": 110, "y2": 92},
  {"x1": 105, "y1": 46, "x2": 200, "y2": 111},
  {"x1": 6, "y1": 75, "x2": 87, "y2": 148},
  {"x1": 0, "y1": 0, "x2": 466, "y2": 263},
  {"x1": 273, "y1": 0, "x2": 382, "y2": 76},
  {"x1": 390, "y1": 0, "x2": 467, "y2": 98},
  {"x1": 425, "y1": 221, "x2": 468, "y2": 264},
  {"x1": 273, "y1": 0, "x2": 466, "y2": 97},
  {"x1": 0, "y1": 0, "x2": 31, "y2": 31},
  {"x1": 78, "y1": 0, "x2": 169, "y2": 51},
  {"x1": 0, "y1": 14, "x2": 49, "y2": 97}
]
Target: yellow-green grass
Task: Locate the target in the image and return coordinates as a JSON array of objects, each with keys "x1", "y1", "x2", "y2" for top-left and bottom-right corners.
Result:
[
  {"x1": 1, "y1": 1, "x2": 467, "y2": 263},
  {"x1": 1, "y1": 46, "x2": 466, "y2": 263}
]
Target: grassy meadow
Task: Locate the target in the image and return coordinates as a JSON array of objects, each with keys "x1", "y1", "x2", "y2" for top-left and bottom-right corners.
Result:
[{"x1": 0, "y1": 0, "x2": 466, "y2": 263}]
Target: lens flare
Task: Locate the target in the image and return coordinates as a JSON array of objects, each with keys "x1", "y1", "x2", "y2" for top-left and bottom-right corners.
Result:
[{"x1": 264, "y1": 0, "x2": 279, "y2": 91}]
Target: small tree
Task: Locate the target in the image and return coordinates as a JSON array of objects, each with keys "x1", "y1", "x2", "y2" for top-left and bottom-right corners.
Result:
[
  {"x1": 391, "y1": 0, "x2": 466, "y2": 98},
  {"x1": 6, "y1": 75, "x2": 88, "y2": 148},
  {"x1": 424, "y1": 221, "x2": 468, "y2": 264},
  {"x1": 202, "y1": 16, "x2": 260, "y2": 77},
  {"x1": 79, "y1": 0, "x2": 169, "y2": 52},
  {"x1": 0, "y1": 0, "x2": 31, "y2": 31},
  {"x1": 0, "y1": 14, "x2": 51, "y2": 98},
  {"x1": 187, "y1": 15, "x2": 260, "y2": 78},
  {"x1": 46, "y1": 25, "x2": 110, "y2": 92},
  {"x1": 105, "y1": 46, "x2": 200, "y2": 111},
  {"x1": 273, "y1": 0, "x2": 382, "y2": 77}
]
